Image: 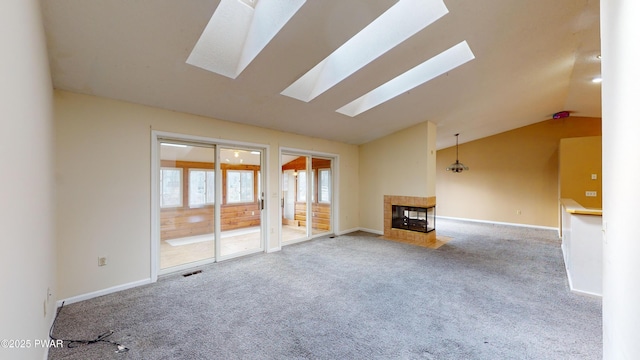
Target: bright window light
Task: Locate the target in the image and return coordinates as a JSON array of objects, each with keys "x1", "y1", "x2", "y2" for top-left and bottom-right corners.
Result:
[
  {"x1": 161, "y1": 143, "x2": 187, "y2": 148},
  {"x1": 187, "y1": 0, "x2": 306, "y2": 79},
  {"x1": 281, "y1": 0, "x2": 449, "y2": 102},
  {"x1": 337, "y1": 41, "x2": 475, "y2": 117}
]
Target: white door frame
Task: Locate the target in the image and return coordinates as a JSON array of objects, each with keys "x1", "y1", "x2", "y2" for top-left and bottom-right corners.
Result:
[
  {"x1": 279, "y1": 147, "x2": 339, "y2": 246},
  {"x1": 151, "y1": 130, "x2": 269, "y2": 282}
]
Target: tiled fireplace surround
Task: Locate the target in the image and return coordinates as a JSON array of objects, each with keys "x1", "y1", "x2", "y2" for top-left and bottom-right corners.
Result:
[{"x1": 384, "y1": 195, "x2": 437, "y2": 246}]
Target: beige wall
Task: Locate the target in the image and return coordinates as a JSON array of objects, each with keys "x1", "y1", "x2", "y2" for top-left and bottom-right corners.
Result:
[
  {"x1": 559, "y1": 136, "x2": 602, "y2": 208},
  {"x1": 436, "y1": 117, "x2": 601, "y2": 228},
  {"x1": 55, "y1": 90, "x2": 359, "y2": 299},
  {"x1": 0, "y1": 1, "x2": 56, "y2": 359},
  {"x1": 358, "y1": 121, "x2": 436, "y2": 233}
]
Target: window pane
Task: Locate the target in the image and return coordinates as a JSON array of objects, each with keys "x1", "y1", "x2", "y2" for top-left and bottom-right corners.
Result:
[
  {"x1": 227, "y1": 170, "x2": 253, "y2": 203},
  {"x1": 311, "y1": 170, "x2": 315, "y2": 202},
  {"x1": 297, "y1": 171, "x2": 306, "y2": 202},
  {"x1": 161, "y1": 168, "x2": 182, "y2": 207},
  {"x1": 227, "y1": 171, "x2": 241, "y2": 203},
  {"x1": 241, "y1": 171, "x2": 254, "y2": 202},
  {"x1": 319, "y1": 169, "x2": 331, "y2": 203},
  {"x1": 206, "y1": 171, "x2": 215, "y2": 204},
  {"x1": 189, "y1": 170, "x2": 215, "y2": 207}
]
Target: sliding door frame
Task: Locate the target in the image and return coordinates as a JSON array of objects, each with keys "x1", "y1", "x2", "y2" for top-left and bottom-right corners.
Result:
[
  {"x1": 278, "y1": 147, "x2": 339, "y2": 247},
  {"x1": 151, "y1": 130, "x2": 269, "y2": 282}
]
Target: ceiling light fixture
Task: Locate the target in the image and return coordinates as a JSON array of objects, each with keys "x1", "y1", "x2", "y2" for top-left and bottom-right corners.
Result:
[
  {"x1": 446, "y1": 134, "x2": 468, "y2": 173},
  {"x1": 281, "y1": 0, "x2": 449, "y2": 102},
  {"x1": 187, "y1": 0, "x2": 306, "y2": 78},
  {"x1": 337, "y1": 41, "x2": 475, "y2": 117}
]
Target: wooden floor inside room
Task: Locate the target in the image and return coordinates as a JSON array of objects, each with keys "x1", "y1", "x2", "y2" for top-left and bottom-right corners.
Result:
[
  {"x1": 161, "y1": 225, "x2": 332, "y2": 269},
  {"x1": 160, "y1": 228, "x2": 261, "y2": 269},
  {"x1": 281, "y1": 224, "x2": 328, "y2": 243}
]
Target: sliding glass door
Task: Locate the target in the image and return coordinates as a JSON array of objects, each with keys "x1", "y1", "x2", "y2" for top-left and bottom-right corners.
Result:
[
  {"x1": 157, "y1": 138, "x2": 264, "y2": 273},
  {"x1": 281, "y1": 152, "x2": 333, "y2": 244},
  {"x1": 219, "y1": 147, "x2": 263, "y2": 257},
  {"x1": 159, "y1": 141, "x2": 216, "y2": 269}
]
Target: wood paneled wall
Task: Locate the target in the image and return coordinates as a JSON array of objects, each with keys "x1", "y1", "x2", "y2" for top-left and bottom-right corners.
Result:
[
  {"x1": 160, "y1": 160, "x2": 261, "y2": 240},
  {"x1": 294, "y1": 202, "x2": 331, "y2": 231},
  {"x1": 282, "y1": 156, "x2": 332, "y2": 231}
]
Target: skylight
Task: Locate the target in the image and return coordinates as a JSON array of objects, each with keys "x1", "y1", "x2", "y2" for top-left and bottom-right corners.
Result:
[
  {"x1": 281, "y1": 0, "x2": 449, "y2": 102},
  {"x1": 187, "y1": 0, "x2": 306, "y2": 79},
  {"x1": 337, "y1": 41, "x2": 475, "y2": 117}
]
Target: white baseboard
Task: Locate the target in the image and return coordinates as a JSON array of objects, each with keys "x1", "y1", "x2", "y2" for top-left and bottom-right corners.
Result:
[
  {"x1": 56, "y1": 278, "x2": 152, "y2": 307},
  {"x1": 354, "y1": 227, "x2": 384, "y2": 235},
  {"x1": 437, "y1": 216, "x2": 559, "y2": 232},
  {"x1": 336, "y1": 227, "x2": 364, "y2": 235}
]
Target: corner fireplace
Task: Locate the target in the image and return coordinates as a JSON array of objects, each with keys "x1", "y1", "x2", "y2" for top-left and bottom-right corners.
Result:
[{"x1": 392, "y1": 205, "x2": 435, "y2": 233}]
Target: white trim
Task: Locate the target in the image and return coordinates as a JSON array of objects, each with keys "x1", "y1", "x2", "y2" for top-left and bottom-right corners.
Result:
[
  {"x1": 278, "y1": 147, "x2": 340, "y2": 246},
  {"x1": 261, "y1": 146, "x2": 270, "y2": 252},
  {"x1": 336, "y1": 227, "x2": 367, "y2": 235},
  {"x1": 266, "y1": 246, "x2": 281, "y2": 253},
  {"x1": 56, "y1": 278, "x2": 152, "y2": 307},
  {"x1": 564, "y1": 269, "x2": 602, "y2": 298},
  {"x1": 151, "y1": 135, "x2": 160, "y2": 282},
  {"x1": 159, "y1": 258, "x2": 217, "y2": 277},
  {"x1": 151, "y1": 130, "x2": 270, "y2": 280},
  {"x1": 355, "y1": 227, "x2": 384, "y2": 235},
  {"x1": 332, "y1": 155, "x2": 340, "y2": 235},
  {"x1": 437, "y1": 216, "x2": 559, "y2": 232}
]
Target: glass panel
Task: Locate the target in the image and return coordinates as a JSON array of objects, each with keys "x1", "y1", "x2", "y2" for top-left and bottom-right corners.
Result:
[
  {"x1": 297, "y1": 170, "x2": 306, "y2": 202},
  {"x1": 219, "y1": 148, "x2": 262, "y2": 257},
  {"x1": 281, "y1": 155, "x2": 308, "y2": 243},
  {"x1": 160, "y1": 168, "x2": 182, "y2": 208},
  {"x1": 159, "y1": 142, "x2": 215, "y2": 269},
  {"x1": 318, "y1": 169, "x2": 331, "y2": 203},
  {"x1": 189, "y1": 169, "x2": 214, "y2": 207},
  {"x1": 311, "y1": 157, "x2": 332, "y2": 235}
]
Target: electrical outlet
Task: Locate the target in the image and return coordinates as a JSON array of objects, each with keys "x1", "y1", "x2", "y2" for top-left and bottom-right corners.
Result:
[
  {"x1": 586, "y1": 191, "x2": 597, "y2": 197},
  {"x1": 516, "y1": 209, "x2": 522, "y2": 215},
  {"x1": 591, "y1": 174, "x2": 598, "y2": 180},
  {"x1": 98, "y1": 256, "x2": 108, "y2": 266}
]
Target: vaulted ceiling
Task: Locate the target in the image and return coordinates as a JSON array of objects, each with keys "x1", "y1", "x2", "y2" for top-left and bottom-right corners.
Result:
[{"x1": 41, "y1": 0, "x2": 601, "y2": 149}]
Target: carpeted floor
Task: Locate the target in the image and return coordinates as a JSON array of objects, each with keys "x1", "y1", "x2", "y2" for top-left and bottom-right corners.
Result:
[{"x1": 48, "y1": 219, "x2": 602, "y2": 359}]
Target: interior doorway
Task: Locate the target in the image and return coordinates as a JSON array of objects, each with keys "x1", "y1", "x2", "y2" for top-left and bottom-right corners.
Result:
[
  {"x1": 153, "y1": 133, "x2": 266, "y2": 276},
  {"x1": 280, "y1": 151, "x2": 334, "y2": 244}
]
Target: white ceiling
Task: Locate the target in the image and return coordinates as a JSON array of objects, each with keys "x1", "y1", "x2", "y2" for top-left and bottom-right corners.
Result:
[{"x1": 41, "y1": 0, "x2": 601, "y2": 149}]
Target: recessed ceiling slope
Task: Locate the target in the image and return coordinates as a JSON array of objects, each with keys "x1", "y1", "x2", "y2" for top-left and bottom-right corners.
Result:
[
  {"x1": 337, "y1": 40, "x2": 475, "y2": 117},
  {"x1": 281, "y1": 0, "x2": 449, "y2": 102},
  {"x1": 187, "y1": 0, "x2": 306, "y2": 79}
]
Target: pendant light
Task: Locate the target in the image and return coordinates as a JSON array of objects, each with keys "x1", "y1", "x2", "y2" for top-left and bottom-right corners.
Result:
[{"x1": 446, "y1": 133, "x2": 469, "y2": 173}]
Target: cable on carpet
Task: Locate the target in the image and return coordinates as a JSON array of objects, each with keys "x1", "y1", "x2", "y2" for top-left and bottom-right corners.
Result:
[{"x1": 49, "y1": 301, "x2": 129, "y2": 354}]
